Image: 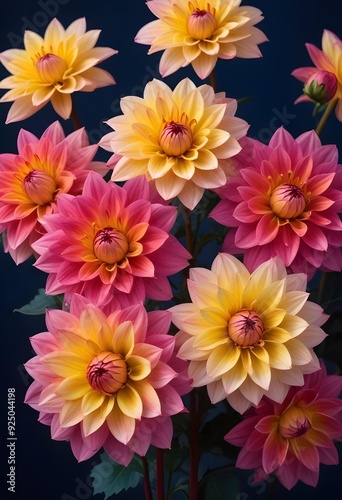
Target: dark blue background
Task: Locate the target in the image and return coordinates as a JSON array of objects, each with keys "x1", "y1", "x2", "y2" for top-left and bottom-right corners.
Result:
[{"x1": 1, "y1": 1, "x2": 342, "y2": 499}]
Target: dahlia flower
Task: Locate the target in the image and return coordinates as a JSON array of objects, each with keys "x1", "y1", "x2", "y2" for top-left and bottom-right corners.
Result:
[
  {"x1": 171, "y1": 253, "x2": 327, "y2": 414},
  {"x1": 24, "y1": 294, "x2": 190, "y2": 463},
  {"x1": 292, "y1": 30, "x2": 342, "y2": 120},
  {"x1": 0, "y1": 17, "x2": 117, "y2": 123},
  {"x1": 100, "y1": 78, "x2": 249, "y2": 209},
  {"x1": 0, "y1": 121, "x2": 107, "y2": 264},
  {"x1": 32, "y1": 171, "x2": 191, "y2": 307},
  {"x1": 210, "y1": 127, "x2": 342, "y2": 278},
  {"x1": 135, "y1": 0, "x2": 267, "y2": 79},
  {"x1": 225, "y1": 362, "x2": 342, "y2": 489}
]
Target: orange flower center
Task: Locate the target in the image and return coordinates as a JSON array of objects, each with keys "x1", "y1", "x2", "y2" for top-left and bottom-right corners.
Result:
[
  {"x1": 279, "y1": 406, "x2": 311, "y2": 439},
  {"x1": 159, "y1": 121, "x2": 193, "y2": 156},
  {"x1": 93, "y1": 226, "x2": 129, "y2": 264},
  {"x1": 228, "y1": 309, "x2": 264, "y2": 347},
  {"x1": 23, "y1": 169, "x2": 56, "y2": 205},
  {"x1": 87, "y1": 351, "x2": 128, "y2": 395},
  {"x1": 35, "y1": 53, "x2": 68, "y2": 84},
  {"x1": 187, "y1": 7, "x2": 217, "y2": 39},
  {"x1": 270, "y1": 183, "x2": 306, "y2": 219}
]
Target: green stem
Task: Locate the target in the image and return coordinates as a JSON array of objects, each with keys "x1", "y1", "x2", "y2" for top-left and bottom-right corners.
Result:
[
  {"x1": 70, "y1": 99, "x2": 82, "y2": 130},
  {"x1": 209, "y1": 69, "x2": 217, "y2": 92},
  {"x1": 141, "y1": 456, "x2": 153, "y2": 500},
  {"x1": 156, "y1": 448, "x2": 165, "y2": 500},
  {"x1": 315, "y1": 97, "x2": 337, "y2": 136}
]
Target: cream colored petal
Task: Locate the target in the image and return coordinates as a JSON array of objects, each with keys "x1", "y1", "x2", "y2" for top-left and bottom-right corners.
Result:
[
  {"x1": 191, "y1": 165, "x2": 226, "y2": 188},
  {"x1": 117, "y1": 383, "x2": 143, "y2": 419},
  {"x1": 264, "y1": 342, "x2": 292, "y2": 370},
  {"x1": 56, "y1": 376, "x2": 90, "y2": 400},
  {"x1": 221, "y1": 357, "x2": 247, "y2": 394},
  {"x1": 5, "y1": 95, "x2": 45, "y2": 123},
  {"x1": 106, "y1": 403, "x2": 135, "y2": 444},
  {"x1": 285, "y1": 338, "x2": 313, "y2": 366},
  {"x1": 207, "y1": 342, "x2": 241, "y2": 378},
  {"x1": 50, "y1": 92, "x2": 72, "y2": 119},
  {"x1": 155, "y1": 169, "x2": 186, "y2": 199},
  {"x1": 239, "y1": 375, "x2": 265, "y2": 406},
  {"x1": 32, "y1": 86, "x2": 55, "y2": 106},
  {"x1": 111, "y1": 157, "x2": 148, "y2": 181},
  {"x1": 261, "y1": 308, "x2": 287, "y2": 330},
  {"x1": 207, "y1": 379, "x2": 228, "y2": 403},
  {"x1": 112, "y1": 321, "x2": 134, "y2": 357},
  {"x1": 81, "y1": 390, "x2": 106, "y2": 416},
  {"x1": 177, "y1": 181, "x2": 203, "y2": 209},
  {"x1": 148, "y1": 154, "x2": 173, "y2": 178},
  {"x1": 249, "y1": 355, "x2": 271, "y2": 390},
  {"x1": 279, "y1": 315, "x2": 309, "y2": 338},
  {"x1": 277, "y1": 291, "x2": 309, "y2": 316},
  {"x1": 172, "y1": 157, "x2": 195, "y2": 180},
  {"x1": 59, "y1": 399, "x2": 84, "y2": 427}
]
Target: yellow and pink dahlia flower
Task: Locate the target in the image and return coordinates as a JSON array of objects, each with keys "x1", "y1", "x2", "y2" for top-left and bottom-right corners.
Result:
[
  {"x1": 211, "y1": 127, "x2": 342, "y2": 278},
  {"x1": 225, "y1": 361, "x2": 342, "y2": 489},
  {"x1": 32, "y1": 172, "x2": 191, "y2": 307},
  {"x1": 171, "y1": 253, "x2": 327, "y2": 415},
  {"x1": 292, "y1": 30, "x2": 342, "y2": 119},
  {"x1": 0, "y1": 121, "x2": 107, "y2": 264},
  {"x1": 24, "y1": 294, "x2": 190, "y2": 464},
  {"x1": 100, "y1": 78, "x2": 249, "y2": 209},
  {"x1": 0, "y1": 18, "x2": 117, "y2": 123},
  {"x1": 135, "y1": 0, "x2": 267, "y2": 79}
]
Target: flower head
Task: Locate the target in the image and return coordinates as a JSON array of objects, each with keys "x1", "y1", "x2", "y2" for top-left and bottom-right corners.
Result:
[
  {"x1": 100, "y1": 78, "x2": 249, "y2": 209},
  {"x1": 171, "y1": 253, "x2": 327, "y2": 414},
  {"x1": 210, "y1": 127, "x2": 342, "y2": 278},
  {"x1": 292, "y1": 30, "x2": 342, "y2": 120},
  {"x1": 0, "y1": 121, "x2": 107, "y2": 264},
  {"x1": 0, "y1": 18, "x2": 117, "y2": 123},
  {"x1": 24, "y1": 294, "x2": 190, "y2": 463},
  {"x1": 32, "y1": 172, "x2": 191, "y2": 307},
  {"x1": 135, "y1": 0, "x2": 267, "y2": 79},
  {"x1": 225, "y1": 362, "x2": 342, "y2": 489}
]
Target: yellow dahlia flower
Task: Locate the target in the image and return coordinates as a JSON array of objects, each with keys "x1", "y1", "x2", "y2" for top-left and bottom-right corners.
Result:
[
  {"x1": 171, "y1": 253, "x2": 328, "y2": 414},
  {"x1": 135, "y1": 0, "x2": 268, "y2": 79},
  {"x1": 0, "y1": 18, "x2": 117, "y2": 123},
  {"x1": 100, "y1": 78, "x2": 248, "y2": 209}
]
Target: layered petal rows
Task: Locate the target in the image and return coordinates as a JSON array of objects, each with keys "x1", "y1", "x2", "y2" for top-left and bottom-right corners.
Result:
[
  {"x1": 0, "y1": 121, "x2": 107, "y2": 264},
  {"x1": 135, "y1": 0, "x2": 267, "y2": 79},
  {"x1": 32, "y1": 172, "x2": 191, "y2": 307},
  {"x1": 100, "y1": 78, "x2": 249, "y2": 209},
  {"x1": 25, "y1": 295, "x2": 190, "y2": 464},
  {"x1": 211, "y1": 127, "x2": 342, "y2": 277},
  {"x1": 0, "y1": 18, "x2": 117, "y2": 122},
  {"x1": 171, "y1": 253, "x2": 327, "y2": 414}
]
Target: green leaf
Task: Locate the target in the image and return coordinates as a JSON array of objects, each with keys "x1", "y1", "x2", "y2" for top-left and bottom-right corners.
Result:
[
  {"x1": 14, "y1": 289, "x2": 61, "y2": 315},
  {"x1": 91, "y1": 452, "x2": 144, "y2": 499},
  {"x1": 198, "y1": 466, "x2": 240, "y2": 500}
]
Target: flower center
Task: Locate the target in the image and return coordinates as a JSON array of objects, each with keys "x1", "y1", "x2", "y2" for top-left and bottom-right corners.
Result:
[
  {"x1": 23, "y1": 169, "x2": 56, "y2": 205},
  {"x1": 270, "y1": 183, "x2": 306, "y2": 219},
  {"x1": 187, "y1": 7, "x2": 217, "y2": 39},
  {"x1": 159, "y1": 121, "x2": 193, "y2": 157},
  {"x1": 279, "y1": 406, "x2": 311, "y2": 439},
  {"x1": 93, "y1": 227, "x2": 129, "y2": 264},
  {"x1": 35, "y1": 53, "x2": 68, "y2": 84},
  {"x1": 228, "y1": 309, "x2": 264, "y2": 347},
  {"x1": 87, "y1": 351, "x2": 128, "y2": 396}
]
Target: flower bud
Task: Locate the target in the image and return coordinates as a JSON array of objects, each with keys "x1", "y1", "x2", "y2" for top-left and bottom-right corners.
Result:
[
  {"x1": 93, "y1": 227, "x2": 129, "y2": 264},
  {"x1": 270, "y1": 184, "x2": 306, "y2": 219},
  {"x1": 187, "y1": 8, "x2": 217, "y2": 40},
  {"x1": 303, "y1": 70, "x2": 338, "y2": 104},
  {"x1": 24, "y1": 169, "x2": 56, "y2": 205},
  {"x1": 36, "y1": 53, "x2": 68, "y2": 84},
  {"x1": 87, "y1": 351, "x2": 127, "y2": 395},
  {"x1": 160, "y1": 121, "x2": 193, "y2": 156},
  {"x1": 228, "y1": 309, "x2": 264, "y2": 347}
]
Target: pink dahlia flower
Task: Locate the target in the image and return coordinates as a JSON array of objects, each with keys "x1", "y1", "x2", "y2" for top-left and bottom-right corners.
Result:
[
  {"x1": 0, "y1": 121, "x2": 107, "y2": 264},
  {"x1": 292, "y1": 30, "x2": 342, "y2": 119},
  {"x1": 32, "y1": 172, "x2": 191, "y2": 306},
  {"x1": 24, "y1": 294, "x2": 190, "y2": 463},
  {"x1": 225, "y1": 362, "x2": 342, "y2": 489},
  {"x1": 210, "y1": 127, "x2": 342, "y2": 278}
]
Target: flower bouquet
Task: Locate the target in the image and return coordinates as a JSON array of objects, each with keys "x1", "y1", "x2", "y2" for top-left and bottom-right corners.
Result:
[{"x1": 1, "y1": 1, "x2": 342, "y2": 499}]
